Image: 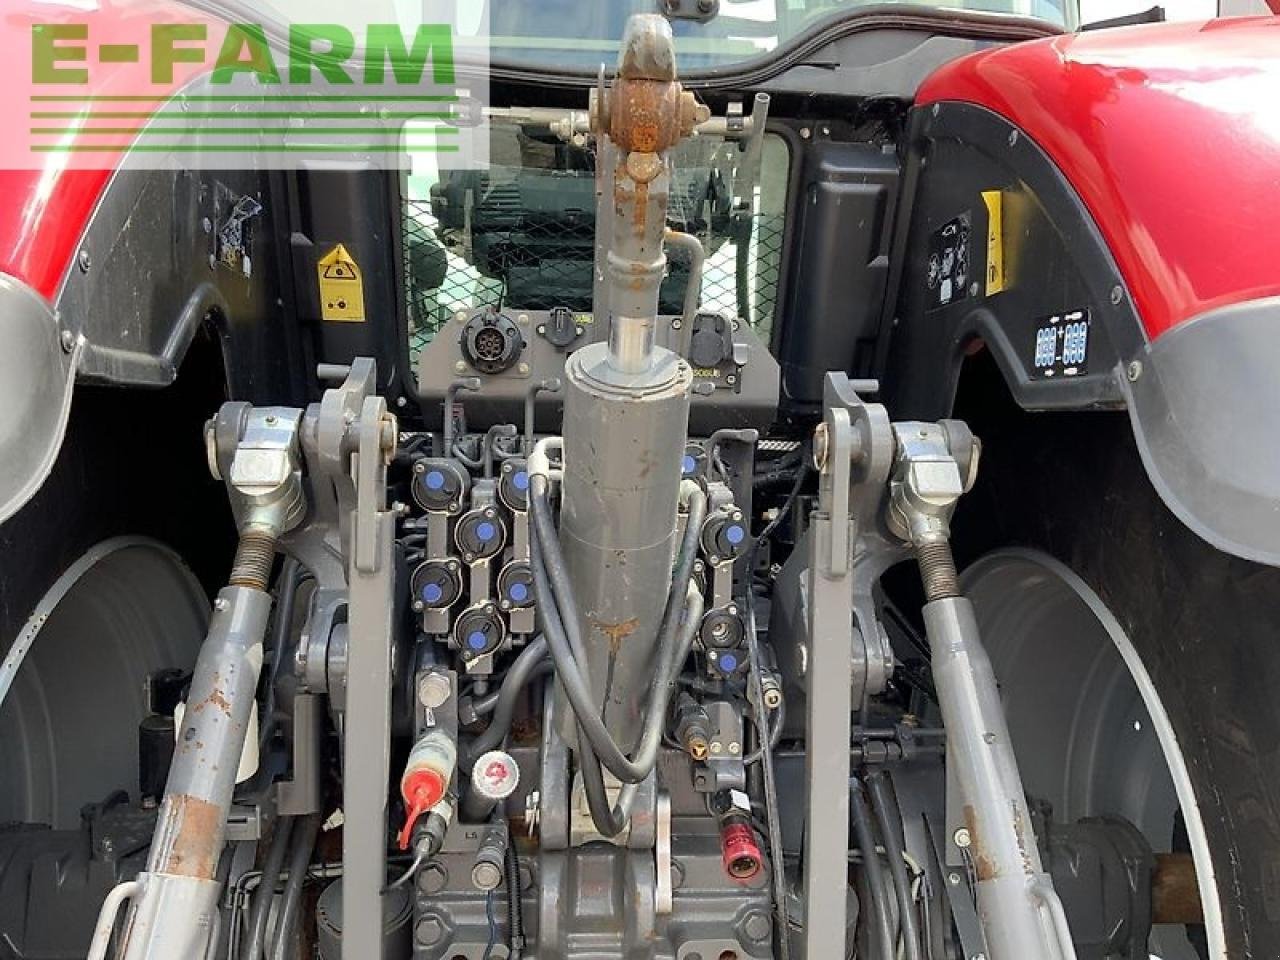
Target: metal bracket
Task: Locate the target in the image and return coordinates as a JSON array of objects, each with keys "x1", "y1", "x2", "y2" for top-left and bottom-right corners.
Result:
[
  {"x1": 285, "y1": 360, "x2": 397, "y2": 960},
  {"x1": 655, "y1": 793, "x2": 673, "y2": 915},
  {"x1": 800, "y1": 373, "x2": 904, "y2": 960}
]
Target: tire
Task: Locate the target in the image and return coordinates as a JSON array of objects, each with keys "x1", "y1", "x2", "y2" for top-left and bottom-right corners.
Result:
[
  {"x1": 0, "y1": 354, "x2": 234, "y2": 826},
  {"x1": 952, "y1": 363, "x2": 1280, "y2": 959}
]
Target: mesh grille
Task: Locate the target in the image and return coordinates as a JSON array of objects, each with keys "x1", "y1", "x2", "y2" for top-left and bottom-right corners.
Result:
[{"x1": 404, "y1": 132, "x2": 788, "y2": 369}]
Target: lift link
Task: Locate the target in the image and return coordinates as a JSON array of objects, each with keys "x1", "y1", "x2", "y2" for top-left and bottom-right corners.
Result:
[
  {"x1": 884, "y1": 410, "x2": 1079, "y2": 960},
  {"x1": 99, "y1": 407, "x2": 309, "y2": 960}
]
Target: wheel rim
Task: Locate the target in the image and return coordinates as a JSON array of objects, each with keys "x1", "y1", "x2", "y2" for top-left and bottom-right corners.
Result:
[
  {"x1": 962, "y1": 548, "x2": 1225, "y2": 960},
  {"x1": 0, "y1": 538, "x2": 208, "y2": 828}
]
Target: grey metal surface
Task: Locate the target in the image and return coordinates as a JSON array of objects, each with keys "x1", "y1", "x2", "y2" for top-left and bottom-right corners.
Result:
[
  {"x1": 117, "y1": 872, "x2": 221, "y2": 960},
  {"x1": 415, "y1": 307, "x2": 779, "y2": 436},
  {"x1": 797, "y1": 374, "x2": 897, "y2": 960},
  {"x1": 799, "y1": 506, "x2": 855, "y2": 960},
  {"x1": 112, "y1": 584, "x2": 271, "y2": 959},
  {"x1": 146, "y1": 586, "x2": 272, "y2": 879},
  {"x1": 923, "y1": 597, "x2": 1073, "y2": 960},
  {"x1": 0, "y1": 273, "x2": 80, "y2": 526},
  {"x1": 412, "y1": 829, "x2": 771, "y2": 960},
  {"x1": 1123, "y1": 296, "x2": 1280, "y2": 567},
  {"x1": 557, "y1": 343, "x2": 693, "y2": 752},
  {"x1": 339, "y1": 397, "x2": 398, "y2": 960}
]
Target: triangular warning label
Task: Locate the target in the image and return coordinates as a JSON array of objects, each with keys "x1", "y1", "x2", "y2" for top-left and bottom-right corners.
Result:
[{"x1": 317, "y1": 244, "x2": 365, "y2": 322}]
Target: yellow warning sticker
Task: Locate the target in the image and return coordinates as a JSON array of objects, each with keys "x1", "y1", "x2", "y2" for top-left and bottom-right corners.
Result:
[
  {"x1": 981, "y1": 190, "x2": 1005, "y2": 296},
  {"x1": 317, "y1": 244, "x2": 365, "y2": 322}
]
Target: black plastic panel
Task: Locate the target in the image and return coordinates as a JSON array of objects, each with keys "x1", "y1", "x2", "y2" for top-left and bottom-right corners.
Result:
[{"x1": 778, "y1": 141, "x2": 900, "y2": 407}]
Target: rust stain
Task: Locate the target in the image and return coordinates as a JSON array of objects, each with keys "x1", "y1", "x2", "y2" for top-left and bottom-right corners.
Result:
[
  {"x1": 1011, "y1": 803, "x2": 1036, "y2": 875},
  {"x1": 154, "y1": 794, "x2": 221, "y2": 879},
  {"x1": 189, "y1": 686, "x2": 232, "y2": 716},
  {"x1": 593, "y1": 617, "x2": 640, "y2": 654},
  {"x1": 610, "y1": 78, "x2": 680, "y2": 154},
  {"x1": 963, "y1": 805, "x2": 998, "y2": 882}
]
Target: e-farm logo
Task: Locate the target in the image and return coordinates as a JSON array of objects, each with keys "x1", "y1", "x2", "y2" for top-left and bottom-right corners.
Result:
[{"x1": 24, "y1": 18, "x2": 473, "y2": 165}]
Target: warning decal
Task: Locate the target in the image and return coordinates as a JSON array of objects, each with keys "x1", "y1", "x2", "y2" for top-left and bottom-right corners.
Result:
[
  {"x1": 318, "y1": 244, "x2": 366, "y2": 323},
  {"x1": 981, "y1": 191, "x2": 1005, "y2": 296},
  {"x1": 926, "y1": 214, "x2": 971, "y2": 309}
]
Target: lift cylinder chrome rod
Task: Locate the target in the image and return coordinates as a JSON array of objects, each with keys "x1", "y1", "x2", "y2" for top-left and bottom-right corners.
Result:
[
  {"x1": 604, "y1": 160, "x2": 670, "y2": 374},
  {"x1": 924, "y1": 595, "x2": 1078, "y2": 960},
  {"x1": 115, "y1": 582, "x2": 273, "y2": 959}
]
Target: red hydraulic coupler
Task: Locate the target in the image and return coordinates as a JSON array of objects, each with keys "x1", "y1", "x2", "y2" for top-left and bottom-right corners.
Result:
[
  {"x1": 397, "y1": 728, "x2": 456, "y2": 850},
  {"x1": 711, "y1": 789, "x2": 762, "y2": 882}
]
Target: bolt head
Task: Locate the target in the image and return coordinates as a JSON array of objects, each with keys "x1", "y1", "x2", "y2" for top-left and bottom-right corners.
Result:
[
  {"x1": 77, "y1": 249, "x2": 91, "y2": 272},
  {"x1": 414, "y1": 915, "x2": 444, "y2": 946},
  {"x1": 953, "y1": 827, "x2": 972, "y2": 849},
  {"x1": 417, "y1": 671, "x2": 452, "y2": 709},
  {"x1": 418, "y1": 862, "x2": 448, "y2": 894},
  {"x1": 743, "y1": 909, "x2": 771, "y2": 942},
  {"x1": 1127, "y1": 360, "x2": 1143, "y2": 382},
  {"x1": 1110, "y1": 284, "x2": 1125, "y2": 306},
  {"x1": 59, "y1": 329, "x2": 76, "y2": 353}
]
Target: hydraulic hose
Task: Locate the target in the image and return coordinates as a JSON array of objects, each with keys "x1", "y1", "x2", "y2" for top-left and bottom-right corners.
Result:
[
  {"x1": 528, "y1": 473, "x2": 706, "y2": 784},
  {"x1": 577, "y1": 582, "x2": 704, "y2": 836},
  {"x1": 743, "y1": 695, "x2": 785, "y2": 765},
  {"x1": 242, "y1": 815, "x2": 294, "y2": 960},
  {"x1": 850, "y1": 779, "x2": 896, "y2": 960},
  {"x1": 268, "y1": 812, "x2": 321, "y2": 960},
  {"x1": 473, "y1": 662, "x2": 553, "y2": 717},
  {"x1": 866, "y1": 772, "x2": 923, "y2": 960},
  {"x1": 463, "y1": 636, "x2": 549, "y2": 766}
]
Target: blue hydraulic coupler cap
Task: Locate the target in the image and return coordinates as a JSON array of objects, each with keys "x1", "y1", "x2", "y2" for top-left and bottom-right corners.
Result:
[
  {"x1": 425, "y1": 470, "x2": 446, "y2": 491},
  {"x1": 422, "y1": 582, "x2": 443, "y2": 605},
  {"x1": 719, "y1": 653, "x2": 739, "y2": 673},
  {"x1": 682, "y1": 455, "x2": 697, "y2": 476},
  {"x1": 467, "y1": 631, "x2": 488, "y2": 651},
  {"x1": 726, "y1": 525, "x2": 745, "y2": 546},
  {"x1": 514, "y1": 471, "x2": 529, "y2": 491},
  {"x1": 509, "y1": 582, "x2": 529, "y2": 603},
  {"x1": 476, "y1": 522, "x2": 496, "y2": 542}
]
